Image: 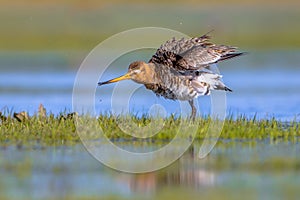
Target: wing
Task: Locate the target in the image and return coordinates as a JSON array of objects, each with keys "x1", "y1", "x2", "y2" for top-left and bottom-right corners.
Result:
[
  {"x1": 176, "y1": 45, "x2": 244, "y2": 70},
  {"x1": 149, "y1": 32, "x2": 244, "y2": 71},
  {"x1": 149, "y1": 33, "x2": 212, "y2": 69}
]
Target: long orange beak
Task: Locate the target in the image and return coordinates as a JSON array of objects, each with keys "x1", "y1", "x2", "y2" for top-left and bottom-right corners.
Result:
[{"x1": 98, "y1": 73, "x2": 131, "y2": 86}]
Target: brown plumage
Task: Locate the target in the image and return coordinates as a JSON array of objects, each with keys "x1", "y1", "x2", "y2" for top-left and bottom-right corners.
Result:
[{"x1": 98, "y1": 32, "x2": 244, "y2": 119}]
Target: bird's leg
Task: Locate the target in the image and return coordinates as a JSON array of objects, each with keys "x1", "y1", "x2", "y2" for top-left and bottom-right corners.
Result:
[{"x1": 188, "y1": 99, "x2": 196, "y2": 121}]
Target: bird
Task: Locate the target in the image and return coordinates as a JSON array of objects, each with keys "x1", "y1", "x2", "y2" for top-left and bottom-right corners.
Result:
[{"x1": 98, "y1": 32, "x2": 244, "y2": 119}]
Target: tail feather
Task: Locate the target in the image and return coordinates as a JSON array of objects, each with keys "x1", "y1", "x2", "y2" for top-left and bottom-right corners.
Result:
[
  {"x1": 193, "y1": 72, "x2": 233, "y2": 94},
  {"x1": 219, "y1": 52, "x2": 246, "y2": 62},
  {"x1": 225, "y1": 86, "x2": 233, "y2": 92}
]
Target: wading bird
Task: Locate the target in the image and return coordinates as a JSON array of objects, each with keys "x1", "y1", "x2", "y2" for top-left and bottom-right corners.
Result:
[{"x1": 98, "y1": 32, "x2": 244, "y2": 119}]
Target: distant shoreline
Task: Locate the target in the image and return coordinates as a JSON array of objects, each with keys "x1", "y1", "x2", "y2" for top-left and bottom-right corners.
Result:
[{"x1": 1, "y1": 5, "x2": 300, "y2": 50}]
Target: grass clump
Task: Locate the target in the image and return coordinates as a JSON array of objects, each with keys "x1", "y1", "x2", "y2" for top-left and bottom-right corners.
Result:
[{"x1": 0, "y1": 110, "x2": 299, "y2": 147}]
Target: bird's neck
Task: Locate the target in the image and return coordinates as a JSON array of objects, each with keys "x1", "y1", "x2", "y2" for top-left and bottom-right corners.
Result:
[{"x1": 142, "y1": 63, "x2": 159, "y2": 84}]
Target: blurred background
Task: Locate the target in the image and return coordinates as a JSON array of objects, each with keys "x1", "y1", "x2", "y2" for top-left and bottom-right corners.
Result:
[{"x1": 1, "y1": 0, "x2": 300, "y2": 119}]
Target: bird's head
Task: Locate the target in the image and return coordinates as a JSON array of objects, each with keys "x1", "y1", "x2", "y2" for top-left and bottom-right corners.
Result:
[{"x1": 98, "y1": 61, "x2": 154, "y2": 86}]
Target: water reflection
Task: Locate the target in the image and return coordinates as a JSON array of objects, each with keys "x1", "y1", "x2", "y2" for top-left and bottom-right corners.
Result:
[
  {"x1": 117, "y1": 155, "x2": 216, "y2": 194},
  {"x1": 0, "y1": 140, "x2": 300, "y2": 199}
]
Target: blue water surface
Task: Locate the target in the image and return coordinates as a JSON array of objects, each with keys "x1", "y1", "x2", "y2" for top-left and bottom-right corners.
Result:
[{"x1": 0, "y1": 50, "x2": 299, "y2": 121}]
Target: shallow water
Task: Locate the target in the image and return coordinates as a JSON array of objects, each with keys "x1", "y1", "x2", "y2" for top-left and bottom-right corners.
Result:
[
  {"x1": 0, "y1": 140, "x2": 299, "y2": 199},
  {"x1": 0, "y1": 50, "x2": 299, "y2": 121}
]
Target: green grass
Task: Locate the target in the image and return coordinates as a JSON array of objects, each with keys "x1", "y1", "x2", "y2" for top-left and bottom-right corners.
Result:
[{"x1": 0, "y1": 111, "x2": 298, "y2": 147}]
